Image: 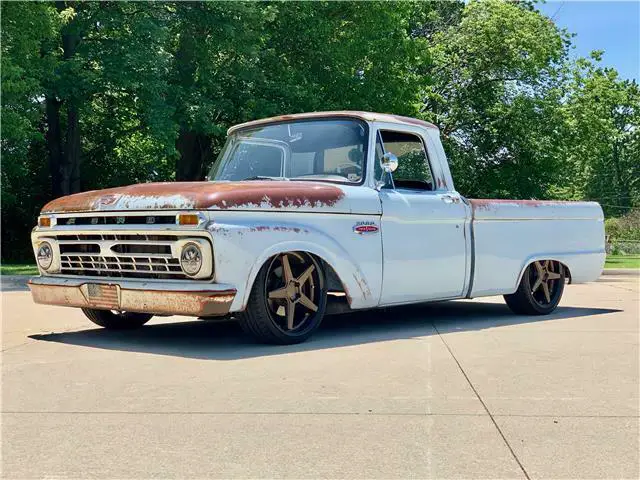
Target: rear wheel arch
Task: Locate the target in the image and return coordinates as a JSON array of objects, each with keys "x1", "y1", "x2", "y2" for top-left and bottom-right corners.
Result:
[
  {"x1": 515, "y1": 256, "x2": 571, "y2": 291},
  {"x1": 506, "y1": 259, "x2": 566, "y2": 315}
]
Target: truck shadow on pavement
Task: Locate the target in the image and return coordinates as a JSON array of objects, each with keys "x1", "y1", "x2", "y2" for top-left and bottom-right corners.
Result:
[{"x1": 29, "y1": 300, "x2": 621, "y2": 361}]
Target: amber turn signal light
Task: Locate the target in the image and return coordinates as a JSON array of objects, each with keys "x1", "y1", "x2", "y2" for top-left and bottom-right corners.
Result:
[
  {"x1": 177, "y1": 214, "x2": 200, "y2": 226},
  {"x1": 38, "y1": 216, "x2": 52, "y2": 227}
]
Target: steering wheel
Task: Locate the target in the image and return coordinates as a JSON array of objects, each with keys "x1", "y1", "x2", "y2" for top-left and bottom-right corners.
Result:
[{"x1": 336, "y1": 162, "x2": 363, "y2": 177}]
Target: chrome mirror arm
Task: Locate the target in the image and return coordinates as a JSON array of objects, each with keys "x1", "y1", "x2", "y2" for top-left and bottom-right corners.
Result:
[
  {"x1": 375, "y1": 172, "x2": 395, "y2": 191},
  {"x1": 376, "y1": 152, "x2": 398, "y2": 191}
]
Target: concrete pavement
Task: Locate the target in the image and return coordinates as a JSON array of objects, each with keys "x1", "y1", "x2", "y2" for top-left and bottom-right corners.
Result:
[{"x1": 2, "y1": 275, "x2": 638, "y2": 478}]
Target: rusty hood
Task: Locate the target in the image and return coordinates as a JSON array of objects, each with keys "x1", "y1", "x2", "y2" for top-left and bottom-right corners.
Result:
[{"x1": 40, "y1": 181, "x2": 374, "y2": 214}]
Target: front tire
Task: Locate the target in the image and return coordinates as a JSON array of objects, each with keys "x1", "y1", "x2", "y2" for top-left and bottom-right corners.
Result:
[
  {"x1": 238, "y1": 252, "x2": 327, "y2": 344},
  {"x1": 504, "y1": 260, "x2": 565, "y2": 315},
  {"x1": 81, "y1": 308, "x2": 153, "y2": 329}
]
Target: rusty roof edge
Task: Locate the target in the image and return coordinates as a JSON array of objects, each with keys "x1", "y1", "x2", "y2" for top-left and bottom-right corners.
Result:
[{"x1": 227, "y1": 111, "x2": 439, "y2": 135}]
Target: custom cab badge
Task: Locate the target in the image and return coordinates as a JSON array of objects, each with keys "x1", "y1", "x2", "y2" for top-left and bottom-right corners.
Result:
[{"x1": 353, "y1": 221, "x2": 379, "y2": 235}]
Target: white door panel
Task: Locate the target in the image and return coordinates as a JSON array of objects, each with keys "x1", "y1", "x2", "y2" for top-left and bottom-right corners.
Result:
[{"x1": 379, "y1": 189, "x2": 467, "y2": 304}]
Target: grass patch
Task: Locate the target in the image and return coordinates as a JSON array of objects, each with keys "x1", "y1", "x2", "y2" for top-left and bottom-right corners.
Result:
[
  {"x1": 1, "y1": 264, "x2": 38, "y2": 276},
  {"x1": 605, "y1": 255, "x2": 640, "y2": 269}
]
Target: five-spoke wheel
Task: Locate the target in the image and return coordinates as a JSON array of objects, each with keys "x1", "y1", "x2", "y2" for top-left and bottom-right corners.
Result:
[
  {"x1": 238, "y1": 252, "x2": 327, "y2": 344},
  {"x1": 504, "y1": 260, "x2": 566, "y2": 315}
]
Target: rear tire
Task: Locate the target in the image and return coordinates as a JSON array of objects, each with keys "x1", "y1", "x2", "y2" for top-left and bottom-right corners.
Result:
[
  {"x1": 238, "y1": 252, "x2": 327, "y2": 344},
  {"x1": 81, "y1": 308, "x2": 152, "y2": 329},
  {"x1": 504, "y1": 260, "x2": 565, "y2": 315}
]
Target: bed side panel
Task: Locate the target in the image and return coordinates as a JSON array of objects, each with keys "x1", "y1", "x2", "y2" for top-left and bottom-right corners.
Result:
[{"x1": 469, "y1": 200, "x2": 605, "y2": 297}]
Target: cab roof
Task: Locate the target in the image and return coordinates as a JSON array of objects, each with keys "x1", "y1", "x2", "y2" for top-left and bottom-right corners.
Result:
[{"x1": 227, "y1": 111, "x2": 438, "y2": 135}]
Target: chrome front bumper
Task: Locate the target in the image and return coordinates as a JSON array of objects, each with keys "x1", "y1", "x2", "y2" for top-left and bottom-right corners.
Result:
[{"x1": 28, "y1": 276, "x2": 236, "y2": 317}]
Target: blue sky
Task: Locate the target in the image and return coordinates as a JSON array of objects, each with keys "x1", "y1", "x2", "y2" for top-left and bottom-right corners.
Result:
[{"x1": 537, "y1": 1, "x2": 639, "y2": 81}]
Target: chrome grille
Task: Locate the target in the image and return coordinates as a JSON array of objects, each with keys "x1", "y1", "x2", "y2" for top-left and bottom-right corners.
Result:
[
  {"x1": 52, "y1": 233, "x2": 196, "y2": 280},
  {"x1": 60, "y1": 254, "x2": 184, "y2": 278}
]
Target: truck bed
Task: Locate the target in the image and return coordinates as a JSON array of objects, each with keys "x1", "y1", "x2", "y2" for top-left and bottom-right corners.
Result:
[{"x1": 467, "y1": 199, "x2": 606, "y2": 297}]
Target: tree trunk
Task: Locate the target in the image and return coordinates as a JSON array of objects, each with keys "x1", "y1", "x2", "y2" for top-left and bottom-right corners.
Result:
[
  {"x1": 176, "y1": 129, "x2": 212, "y2": 181},
  {"x1": 45, "y1": 96, "x2": 64, "y2": 198},
  {"x1": 173, "y1": 11, "x2": 212, "y2": 182},
  {"x1": 60, "y1": 2, "x2": 81, "y2": 194},
  {"x1": 65, "y1": 102, "x2": 81, "y2": 193},
  {"x1": 44, "y1": 1, "x2": 82, "y2": 197},
  {"x1": 43, "y1": 0, "x2": 83, "y2": 196}
]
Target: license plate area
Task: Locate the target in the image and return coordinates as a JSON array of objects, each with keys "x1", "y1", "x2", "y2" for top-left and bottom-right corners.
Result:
[{"x1": 83, "y1": 283, "x2": 120, "y2": 310}]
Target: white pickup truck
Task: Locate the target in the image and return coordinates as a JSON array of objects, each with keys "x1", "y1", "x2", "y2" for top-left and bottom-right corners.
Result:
[{"x1": 30, "y1": 111, "x2": 605, "y2": 344}]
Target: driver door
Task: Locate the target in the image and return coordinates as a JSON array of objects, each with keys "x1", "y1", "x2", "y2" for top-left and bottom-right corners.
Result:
[{"x1": 376, "y1": 129, "x2": 467, "y2": 305}]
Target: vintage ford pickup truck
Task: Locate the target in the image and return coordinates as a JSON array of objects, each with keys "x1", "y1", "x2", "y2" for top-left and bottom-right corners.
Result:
[{"x1": 29, "y1": 111, "x2": 605, "y2": 344}]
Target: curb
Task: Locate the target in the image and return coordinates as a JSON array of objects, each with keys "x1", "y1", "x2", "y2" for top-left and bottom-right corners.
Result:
[
  {"x1": 602, "y1": 268, "x2": 639, "y2": 276},
  {"x1": 0, "y1": 274, "x2": 31, "y2": 291}
]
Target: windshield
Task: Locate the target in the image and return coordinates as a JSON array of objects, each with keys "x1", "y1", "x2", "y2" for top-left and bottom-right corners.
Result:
[{"x1": 208, "y1": 118, "x2": 368, "y2": 184}]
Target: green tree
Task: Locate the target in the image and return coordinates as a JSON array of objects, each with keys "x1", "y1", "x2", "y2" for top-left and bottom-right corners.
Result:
[
  {"x1": 167, "y1": 1, "x2": 264, "y2": 180},
  {"x1": 40, "y1": 1, "x2": 173, "y2": 196},
  {"x1": 420, "y1": 0, "x2": 571, "y2": 198},
  {"x1": 561, "y1": 53, "x2": 640, "y2": 215},
  {"x1": 168, "y1": 1, "x2": 435, "y2": 180},
  {"x1": 1, "y1": 1, "x2": 174, "y2": 259},
  {"x1": 1, "y1": 2, "x2": 54, "y2": 160},
  {"x1": 258, "y1": 1, "x2": 432, "y2": 115},
  {"x1": 1, "y1": 2, "x2": 57, "y2": 259}
]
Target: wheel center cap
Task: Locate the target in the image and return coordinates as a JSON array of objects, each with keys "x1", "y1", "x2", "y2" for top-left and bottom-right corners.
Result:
[{"x1": 287, "y1": 281, "x2": 299, "y2": 301}]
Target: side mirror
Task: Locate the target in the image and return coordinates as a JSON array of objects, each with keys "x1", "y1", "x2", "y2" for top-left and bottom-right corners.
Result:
[{"x1": 381, "y1": 152, "x2": 398, "y2": 173}]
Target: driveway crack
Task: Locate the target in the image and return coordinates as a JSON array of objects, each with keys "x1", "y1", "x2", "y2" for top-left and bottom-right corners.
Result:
[{"x1": 432, "y1": 322, "x2": 531, "y2": 480}]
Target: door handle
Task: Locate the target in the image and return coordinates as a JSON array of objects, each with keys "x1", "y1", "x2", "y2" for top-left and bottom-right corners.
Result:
[{"x1": 441, "y1": 194, "x2": 457, "y2": 204}]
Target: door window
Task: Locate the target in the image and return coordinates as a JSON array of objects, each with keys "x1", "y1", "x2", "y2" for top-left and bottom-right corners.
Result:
[{"x1": 376, "y1": 130, "x2": 434, "y2": 191}]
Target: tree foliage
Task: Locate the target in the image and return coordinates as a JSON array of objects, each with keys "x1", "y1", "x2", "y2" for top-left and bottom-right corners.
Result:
[
  {"x1": 421, "y1": 0, "x2": 572, "y2": 199},
  {"x1": 1, "y1": 0, "x2": 639, "y2": 260},
  {"x1": 560, "y1": 53, "x2": 640, "y2": 213}
]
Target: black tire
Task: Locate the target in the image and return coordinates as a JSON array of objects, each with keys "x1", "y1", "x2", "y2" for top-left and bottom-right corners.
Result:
[
  {"x1": 81, "y1": 308, "x2": 153, "y2": 329},
  {"x1": 238, "y1": 252, "x2": 328, "y2": 344},
  {"x1": 504, "y1": 260, "x2": 566, "y2": 315}
]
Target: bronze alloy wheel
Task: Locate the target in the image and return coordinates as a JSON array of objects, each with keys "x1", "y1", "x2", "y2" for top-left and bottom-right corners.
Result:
[
  {"x1": 528, "y1": 260, "x2": 563, "y2": 307},
  {"x1": 238, "y1": 251, "x2": 328, "y2": 344},
  {"x1": 504, "y1": 259, "x2": 566, "y2": 315},
  {"x1": 264, "y1": 252, "x2": 323, "y2": 333}
]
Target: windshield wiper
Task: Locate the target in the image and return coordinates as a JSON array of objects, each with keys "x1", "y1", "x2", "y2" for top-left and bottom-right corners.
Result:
[{"x1": 241, "y1": 176, "x2": 288, "y2": 181}]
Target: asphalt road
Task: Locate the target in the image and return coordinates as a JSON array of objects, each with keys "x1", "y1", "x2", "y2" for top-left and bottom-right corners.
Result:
[{"x1": 2, "y1": 275, "x2": 638, "y2": 479}]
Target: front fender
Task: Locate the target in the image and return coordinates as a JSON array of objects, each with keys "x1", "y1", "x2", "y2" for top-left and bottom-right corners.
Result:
[{"x1": 207, "y1": 214, "x2": 382, "y2": 312}]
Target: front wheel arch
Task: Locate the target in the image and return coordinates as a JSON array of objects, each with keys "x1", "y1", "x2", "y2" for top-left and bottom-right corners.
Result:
[
  {"x1": 237, "y1": 251, "x2": 329, "y2": 344},
  {"x1": 240, "y1": 241, "x2": 367, "y2": 311}
]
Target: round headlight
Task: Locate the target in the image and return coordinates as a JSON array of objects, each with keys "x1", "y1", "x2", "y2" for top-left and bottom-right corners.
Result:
[
  {"x1": 37, "y1": 242, "x2": 53, "y2": 270},
  {"x1": 180, "y1": 243, "x2": 202, "y2": 276}
]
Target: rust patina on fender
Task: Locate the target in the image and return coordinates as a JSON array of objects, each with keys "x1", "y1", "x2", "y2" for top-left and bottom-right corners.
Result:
[
  {"x1": 470, "y1": 199, "x2": 582, "y2": 210},
  {"x1": 468, "y1": 198, "x2": 602, "y2": 220},
  {"x1": 41, "y1": 181, "x2": 346, "y2": 213}
]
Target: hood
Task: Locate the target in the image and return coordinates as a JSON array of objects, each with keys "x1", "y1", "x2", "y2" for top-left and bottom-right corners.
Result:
[{"x1": 41, "y1": 181, "x2": 370, "y2": 214}]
